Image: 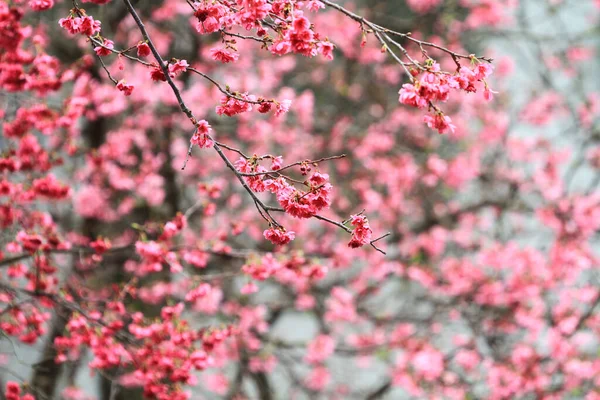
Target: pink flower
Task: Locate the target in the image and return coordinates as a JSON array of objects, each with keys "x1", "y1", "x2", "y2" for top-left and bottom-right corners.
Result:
[
  {"x1": 274, "y1": 99, "x2": 292, "y2": 117},
  {"x1": 210, "y1": 48, "x2": 239, "y2": 64},
  {"x1": 289, "y1": 15, "x2": 318, "y2": 57},
  {"x1": 135, "y1": 241, "x2": 163, "y2": 260},
  {"x1": 193, "y1": 4, "x2": 227, "y2": 33},
  {"x1": 90, "y1": 237, "x2": 111, "y2": 254},
  {"x1": 347, "y1": 214, "x2": 372, "y2": 248},
  {"x1": 271, "y1": 156, "x2": 283, "y2": 171},
  {"x1": 150, "y1": 66, "x2": 166, "y2": 82},
  {"x1": 423, "y1": 112, "x2": 456, "y2": 134},
  {"x1": 305, "y1": 334, "x2": 335, "y2": 364},
  {"x1": 325, "y1": 287, "x2": 357, "y2": 322},
  {"x1": 136, "y1": 42, "x2": 151, "y2": 57},
  {"x1": 454, "y1": 350, "x2": 480, "y2": 371},
  {"x1": 74, "y1": 185, "x2": 112, "y2": 220},
  {"x1": 185, "y1": 283, "x2": 212, "y2": 302},
  {"x1": 168, "y1": 59, "x2": 188, "y2": 78},
  {"x1": 195, "y1": 16, "x2": 221, "y2": 34},
  {"x1": 216, "y1": 93, "x2": 256, "y2": 116},
  {"x1": 293, "y1": 15, "x2": 311, "y2": 32},
  {"x1": 236, "y1": 0, "x2": 271, "y2": 27},
  {"x1": 258, "y1": 102, "x2": 272, "y2": 113},
  {"x1": 79, "y1": 16, "x2": 101, "y2": 36},
  {"x1": 398, "y1": 83, "x2": 428, "y2": 109},
  {"x1": 235, "y1": 157, "x2": 268, "y2": 192},
  {"x1": 474, "y1": 62, "x2": 494, "y2": 80},
  {"x1": 94, "y1": 38, "x2": 113, "y2": 56},
  {"x1": 5, "y1": 381, "x2": 21, "y2": 398},
  {"x1": 270, "y1": 39, "x2": 292, "y2": 56},
  {"x1": 296, "y1": 294, "x2": 316, "y2": 310},
  {"x1": 116, "y1": 80, "x2": 134, "y2": 96},
  {"x1": 58, "y1": 17, "x2": 81, "y2": 35},
  {"x1": 318, "y1": 41, "x2": 335, "y2": 60},
  {"x1": 306, "y1": 1, "x2": 325, "y2": 11},
  {"x1": 305, "y1": 366, "x2": 331, "y2": 391},
  {"x1": 29, "y1": 0, "x2": 54, "y2": 11},
  {"x1": 263, "y1": 227, "x2": 295, "y2": 245},
  {"x1": 484, "y1": 85, "x2": 499, "y2": 102},
  {"x1": 191, "y1": 120, "x2": 213, "y2": 148},
  {"x1": 17, "y1": 230, "x2": 44, "y2": 252},
  {"x1": 183, "y1": 250, "x2": 208, "y2": 268},
  {"x1": 190, "y1": 350, "x2": 213, "y2": 370},
  {"x1": 275, "y1": 172, "x2": 332, "y2": 218},
  {"x1": 412, "y1": 347, "x2": 444, "y2": 381},
  {"x1": 242, "y1": 254, "x2": 281, "y2": 281}
]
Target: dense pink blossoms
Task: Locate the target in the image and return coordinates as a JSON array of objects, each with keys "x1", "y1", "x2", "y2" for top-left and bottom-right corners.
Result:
[
  {"x1": 398, "y1": 61, "x2": 494, "y2": 133},
  {"x1": 190, "y1": 120, "x2": 213, "y2": 148},
  {"x1": 58, "y1": 15, "x2": 101, "y2": 36},
  {"x1": 263, "y1": 227, "x2": 296, "y2": 245},
  {"x1": 4, "y1": 0, "x2": 599, "y2": 399},
  {"x1": 348, "y1": 214, "x2": 373, "y2": 248}
]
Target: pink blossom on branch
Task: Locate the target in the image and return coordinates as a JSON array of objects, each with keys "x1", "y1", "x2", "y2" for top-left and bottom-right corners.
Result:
[
  {"x1": 190, "y1": 120, "x2": 213, "y2": 148},
  {"x1": 136, "y1": 41, "x2": 151, "y2": 57},
  {"x1": 93, "y1": 38, "x2": 113, "y2": 56},
  {"x1": 423, "y1": 112, "x2": 456, "y2": 134},
  {"x1": 263, "y1": 226, "x2": 295, "y2": 245},
  {"x1": 116, "y1": 80, "x2": 134, "y2": 96},
  {"x1": 210, "y1": 47, "x2": 239, "y2": 63},
  {"x1": 347, "y1": 214, "x2": 373, "y2": 248},
  {"x1": 11, "y1": 0, "x2": 600, "y2": 399}
]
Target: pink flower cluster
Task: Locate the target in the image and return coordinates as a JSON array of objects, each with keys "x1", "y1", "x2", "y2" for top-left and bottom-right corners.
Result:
[
  {"x1": 93, "y1": 38, "x2": 113, "y2": 56},
  {"x1": 305, "y1": 334, "x2": 336, "y2": 364},
  {"x1": 54, "y1": 304, "x2": 232, "y2": 400},
  {"x1": 168, "y1": 59, "x2": 188, "y2": 78},
  {"x1": 398, "y1": 61, "x2": 494, "y2": 133},
  {"x1": 423, "y1": 112, "x2": 456, "y2": 134},
  {"x1": 134, "y1": 240, "x2": 183, "y2": 275},
  {"x1": 193, "y1": 2, "x2": 230, "y2": 34},
  {"x1": 234, "y1": 157, "x2": 268, "y2": 192},
  {"x1": 263, "y1": 227, "x2": 295, "y2": 245},
  {"x1": 0, "y1": 302, "x2": 50, "y2": 344},
  {"x1": 270, "y1": 11, "x2": 334, "y2": 59},
  {"x1": 189, "y1": 0, "x2": 332, "y2": 60},
  {"x1": 160, "y1": 213, "x2": 186, "y2": 240},
  {"x1": 32, "y1": 175, "x2": 70, "y2": 199},
  {"x1": 237, "y1": 0, "x2": 272, "y2": 28},
  {"x1": 16, "y1": 231, "x2": 44, "y2": 252},
  {"x1": 1, "y1": 51, "x2": 62, "y2": 95},
  {"x1": 147, "y1": 59, "x2": 188, "y2": 82},
  {"x1": 58, "y1": 15, "x2": 101, "y2": 36},
  {"x1": 116, "y1": 80, "x2": 134, "y2": 96},
  {"x1": 347, "y1": 214, "x2": 372, "y2": 248},
  {"x1": 242, "y1": 255, "x2": 281, "y2": 281},
  {"x1": 268, "y1": 172, "x2": 333, "y2": 219},
  {"x1": 210, "y1": 47, "x2": 239, "y2": 63},
  {"x1": 216, "y1": 93, "x2": 256, "y2": 116},
  {"x1": 4, "y1": 382, "x2": 35, "y2": 400},
  {"x1": 190, "y1": 120, "x2": 213, "y2": 148},
  {"x1": 137, "y1": 42, "x2": 151, "y2": 57}
]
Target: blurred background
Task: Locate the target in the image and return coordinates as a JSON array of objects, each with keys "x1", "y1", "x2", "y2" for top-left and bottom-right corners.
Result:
[{"x1": 1, "y1": 0, "x2": 600, "y2": 399}]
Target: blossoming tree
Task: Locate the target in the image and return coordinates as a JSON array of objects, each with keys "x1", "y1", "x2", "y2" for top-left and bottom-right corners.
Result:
[{"x1": 1, "y1": 0, "x2": 600, "y2": 399}]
